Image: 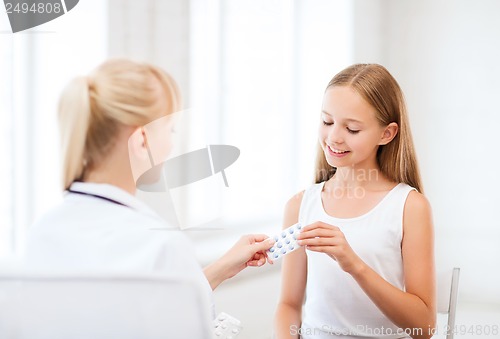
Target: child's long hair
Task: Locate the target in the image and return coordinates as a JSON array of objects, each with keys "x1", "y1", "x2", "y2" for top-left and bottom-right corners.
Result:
[
  {"x1": 58, "y1": 58, "x2": 181, "y2": 190},
  {"x1": 314, "y1": 63, "x2": 423, "y2": 193}
]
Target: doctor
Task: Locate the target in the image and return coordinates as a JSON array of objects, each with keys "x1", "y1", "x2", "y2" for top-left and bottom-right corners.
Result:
[{"x1": 25, "y1": 59, "x2": 275, "y2": 295}]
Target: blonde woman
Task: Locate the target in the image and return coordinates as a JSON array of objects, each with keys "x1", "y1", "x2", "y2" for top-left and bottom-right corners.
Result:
[
  {"x1": 274, "y1": 64, "x2": 435, "y2": 339},
  {"x1": 25, "y1": 59, "x2": 274, "y2": 298}
]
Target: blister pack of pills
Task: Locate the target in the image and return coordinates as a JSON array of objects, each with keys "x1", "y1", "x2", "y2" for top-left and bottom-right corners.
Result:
[
  {"x1": 266, "y1": 222, "x2": 303, "y2": 260},
  {"x1": 213, "y1": 312, "x2": 242, "y2": 338}
]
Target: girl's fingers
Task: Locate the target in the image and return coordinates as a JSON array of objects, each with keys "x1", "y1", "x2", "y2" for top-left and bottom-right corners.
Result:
[
  {"x1": 297, "y1": 237, "x2": 338, "y2": 247},
  {"x1": 298, "y1": 228, "x2": 342, "y2": 240},
  {"x1": 304, "y1": 245, "x2": 334, "y2": 254},
  {"x1": 301, "y1": 222, "x2": 339, "y2": 232}
]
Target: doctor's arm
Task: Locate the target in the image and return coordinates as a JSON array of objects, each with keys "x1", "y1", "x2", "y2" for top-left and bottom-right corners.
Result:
[{"x1": 203, "y1": 234, "x2": 275, "y2": 290}]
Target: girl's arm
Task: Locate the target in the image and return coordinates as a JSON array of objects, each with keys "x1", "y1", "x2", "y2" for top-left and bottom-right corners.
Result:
[
  {"x1": 274, "y1": 192, "x2": 308, "y2": 339},
  {"x1": 298, "y1": 191, "x2": 436, "y2": 339},
  {"x1": 352, "y1": 191, "x2": 436, "y2": 338}
]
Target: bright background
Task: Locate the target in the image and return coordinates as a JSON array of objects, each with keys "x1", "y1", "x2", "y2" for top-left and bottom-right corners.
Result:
[{"x1": 1, "y1": 0, "x2": 500, "y2": 337}]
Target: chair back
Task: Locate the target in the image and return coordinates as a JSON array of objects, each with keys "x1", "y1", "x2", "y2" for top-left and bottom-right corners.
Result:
[
  {"x1": 0, "y1": 271, "x2": 213, "y2": 339},
  {"x1": 437, "y1": 267, "x2": 460, "y2": 339}
]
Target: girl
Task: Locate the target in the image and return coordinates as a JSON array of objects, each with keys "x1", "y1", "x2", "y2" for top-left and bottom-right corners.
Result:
[
  {"x1": 25, "y1": 59, "x2": 274, "y2": 298},
  {"x1": 274, "y1": 64, "x2": 435, "y2": 339}
]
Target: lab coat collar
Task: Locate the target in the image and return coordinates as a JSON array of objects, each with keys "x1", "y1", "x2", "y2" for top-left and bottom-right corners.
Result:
[{"x1": 68, "y1": 182, "x2": 163, "y2": 221}]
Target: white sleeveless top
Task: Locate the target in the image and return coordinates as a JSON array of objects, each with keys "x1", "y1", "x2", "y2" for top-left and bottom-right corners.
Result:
[{"x1": 299, "y1": 181, "x2": 415, "y2": 339}]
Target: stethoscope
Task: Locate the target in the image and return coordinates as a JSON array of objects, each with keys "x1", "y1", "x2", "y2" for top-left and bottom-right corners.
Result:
[{"x1": 67, "y1": 188, "x2": 130, "y2": 208}]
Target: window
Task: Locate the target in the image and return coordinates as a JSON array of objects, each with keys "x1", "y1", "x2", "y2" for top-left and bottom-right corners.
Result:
[
  {"x1": 187, "y1": 0, "x2": 353, "y2": 260},
  {"x1": 1, "y1": 0, "x2": 353, "y2": 261},
  {"x1": 0, "y1": 0, "x2": 107, "y2": 257},
  {"x1": 0, "y1": 19, "x2": 15, "y2": 257}
]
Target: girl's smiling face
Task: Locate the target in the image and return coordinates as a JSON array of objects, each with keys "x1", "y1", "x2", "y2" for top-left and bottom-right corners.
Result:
[{"x1": 319, "y1": 86, "x2": 397, "y2": 170}]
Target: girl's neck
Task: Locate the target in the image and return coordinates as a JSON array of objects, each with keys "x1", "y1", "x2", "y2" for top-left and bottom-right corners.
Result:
[
  {"x1": 327, "y1": 164, "x2": 393, "y2": 192},
  {"x1": 331, "y1": 166, "x2": 379, "y2": 187}
]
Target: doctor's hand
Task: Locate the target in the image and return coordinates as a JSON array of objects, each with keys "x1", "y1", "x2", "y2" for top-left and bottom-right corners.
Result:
[
  {"x1": 297, "y1": 221, "x2": 365, "y2": 275},
  {"x1": 203, "y1": 234, "x2": 275, "y2": 290}
]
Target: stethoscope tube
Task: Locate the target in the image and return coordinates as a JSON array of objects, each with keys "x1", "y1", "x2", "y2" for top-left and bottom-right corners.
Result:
[{"x1": 67, "y1": 188, "x2": 130, "y2": 208}]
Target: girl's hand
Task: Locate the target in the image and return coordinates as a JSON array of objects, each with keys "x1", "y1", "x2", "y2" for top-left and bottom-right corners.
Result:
[{"x1": 297, "y1": 221, "x2": 364, "y2": 275}]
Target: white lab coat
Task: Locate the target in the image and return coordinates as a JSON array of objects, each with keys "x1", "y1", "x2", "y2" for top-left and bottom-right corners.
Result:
[{"x1": 24, "y1": 181, "x2": 213, "y2": 308}]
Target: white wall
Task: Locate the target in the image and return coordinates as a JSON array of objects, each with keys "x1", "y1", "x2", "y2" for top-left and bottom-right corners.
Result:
[{"x1": 353, "y1": 0, "x2": 500, "y2": 305}]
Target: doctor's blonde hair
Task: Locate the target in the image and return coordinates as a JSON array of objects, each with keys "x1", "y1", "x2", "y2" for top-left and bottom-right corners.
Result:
[
  {"x1": 58, "y1": 59, "x2": 181, "y2": 190},
  {"x1": 314, "y1": 63, "x2": 423, "y2": 193}
]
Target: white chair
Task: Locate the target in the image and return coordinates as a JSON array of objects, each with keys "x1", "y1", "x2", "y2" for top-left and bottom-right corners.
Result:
[
  {"x1": 437, "y1": 267, "x2": 460, "y2": 339},
  {"x1": 0, "y1": 271, "x2": 213, "y2": 339}
]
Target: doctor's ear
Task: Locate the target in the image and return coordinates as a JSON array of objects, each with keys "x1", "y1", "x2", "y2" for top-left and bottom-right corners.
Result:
[
  {"x1": 379, "y1": 122, "x2": 398, "y2": 146},
  {"x1": 128, "y1": 127, "x2": 154, "y2": 184},
  {"x1": 128, "y1": 127, "x2": 150, "y2": 160}
]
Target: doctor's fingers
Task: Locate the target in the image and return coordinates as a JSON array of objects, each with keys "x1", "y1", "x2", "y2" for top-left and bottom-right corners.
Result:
[
  {"x1": 247, "y1": 252, "x2": 267, "y2": 267},
  {"x1": 249, "y1": 237, "x2": 275, "y2": 253},
  {"x1": 243, "y1": 233, "x2": 271, "y2": 244}
]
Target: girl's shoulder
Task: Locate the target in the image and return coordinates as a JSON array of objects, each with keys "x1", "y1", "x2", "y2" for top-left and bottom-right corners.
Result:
[
  {"x1": 286, "y1": 182, "x2": 325, "y2": 208},
  {"x1": 282, "y1": 190, "x2": 305, "y2": 230},
  {"x1": 385, "y1": 181, "x2": 429, "y2": 213},
  {"x1": 284, "y1": 190, "x2": 305, "y2": 216},
  {"x1": 404, "y1": 189, "x2": 432, "y2": 214},
  {"x1": 387, "y1": 179, "x2": 429, "y2": 211},
  {"x1": 402, "y1": 189, "x2": 433, "y2": 245},
  {"x1": 283, "y1": 182, "x2": 325, "y2": 222}
]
